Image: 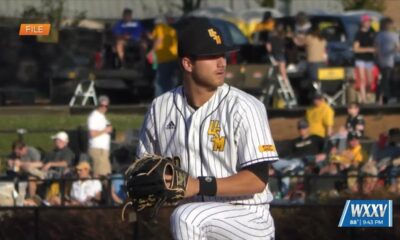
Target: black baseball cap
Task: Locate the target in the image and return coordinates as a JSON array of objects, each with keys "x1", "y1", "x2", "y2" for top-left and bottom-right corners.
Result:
[
  {"x1": 313, "y1": 92, "x2": 323, "y2": 99},
  {"x1": 297, "y1": 119, "x2": 309, "y2": 129},
  {"x1": 177, "y1": 18, "x2": 239, "y2": 58},
  {"x1": 348, "y1": 131, "x2": 361, "y2": 140}
]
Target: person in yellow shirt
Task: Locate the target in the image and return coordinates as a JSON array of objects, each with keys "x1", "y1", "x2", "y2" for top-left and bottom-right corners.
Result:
[
  {"x1": 320, "y1": 131, "x2": 364, "y2": 175},
  {"x1": 149, "y1": 17, "x2": 178, "y2": 96},
  {"x1": 252, "y1": 11, "x2": 275, "y2": 44},
  {"x1": 306, "y1": 94, "x2": 335, "y2": 138}
]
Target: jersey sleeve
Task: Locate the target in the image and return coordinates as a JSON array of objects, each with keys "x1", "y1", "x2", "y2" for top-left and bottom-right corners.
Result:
[
  {"x1": 136, "y1": 102, "x2": 160, "y2": 158},
  {"x1": 236, "y1": 100, "x2": 279, "y2": 168}
]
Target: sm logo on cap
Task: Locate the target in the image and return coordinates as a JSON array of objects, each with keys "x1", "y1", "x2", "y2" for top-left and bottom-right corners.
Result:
[{"x1": 208, "y1": 28, "x2": 222, "y2": 45}]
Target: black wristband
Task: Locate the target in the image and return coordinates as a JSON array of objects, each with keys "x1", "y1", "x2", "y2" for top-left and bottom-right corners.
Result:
[{"x1": 197, "y1": 176, "x2": 217, "y2": 196}]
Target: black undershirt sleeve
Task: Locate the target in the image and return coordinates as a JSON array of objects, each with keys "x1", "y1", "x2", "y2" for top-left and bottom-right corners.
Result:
[{"x1": 243, "y1": 161, "x2": 270, "y2": 184}]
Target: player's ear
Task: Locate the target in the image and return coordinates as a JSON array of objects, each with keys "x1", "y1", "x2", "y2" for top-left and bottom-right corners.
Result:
[{"x1": 181, "y1": 57, "x2": 193, "y2": 72}]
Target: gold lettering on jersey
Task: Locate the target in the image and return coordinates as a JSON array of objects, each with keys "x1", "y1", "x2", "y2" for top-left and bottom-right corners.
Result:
[
  {"x1": 208, "y1": 120, "x2": 220, "y2": 136},
  {"x1": 208, "y1": 120, "x2": 225, "y2": 151},
  {"x1": 212, "y1": 136, "x2": 225, "y2": 151},
  {"x1": 258, "y1": 144, "x2": 276, "y2": 153},
  {"x1": 208, "y1": 28, "x2": 222, "y2": 45}
]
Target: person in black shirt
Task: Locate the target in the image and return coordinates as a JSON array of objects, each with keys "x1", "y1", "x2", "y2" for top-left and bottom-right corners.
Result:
[
  {"x1": 267, "y1": 24, "x2": 290, "y2": 86},
  {"x1": 272, "y1": 119, "x2": 325, "y2": 172},
  {"x1": 272, "y1": 119, "x2": 325, "y2": 195},
  {"x1": 353, "y1": 14, "x2": 376, "y2": 103},
  {"x1": 345, "y1": 102, "x2": 365, "y2": 137}
]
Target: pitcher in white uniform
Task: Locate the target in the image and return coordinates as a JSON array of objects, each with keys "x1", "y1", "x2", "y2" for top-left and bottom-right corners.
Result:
[{"x1": 137, "y1": 18, "x2": 279, "y2": 240}]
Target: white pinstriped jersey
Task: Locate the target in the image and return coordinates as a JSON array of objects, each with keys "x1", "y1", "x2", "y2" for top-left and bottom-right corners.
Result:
[{"x1": 137, "y1": 83, "x2": 279, "y2": 205}]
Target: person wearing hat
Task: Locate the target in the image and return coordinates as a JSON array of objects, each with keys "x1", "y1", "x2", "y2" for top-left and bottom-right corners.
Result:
[
  {"x1": 137, "y1": 18, "x2": 278, "y2": 239},
  {"x1": 42, "y1": 131, "x2": 75, "y2": 177},
  {"x1": 305, "y1": 93, "x2": 335, "y2": 138},
  {"x1": 67, "y1": 162, "x2": 102, "y2": 206},
  {"x1": 22, "y1": 132, "x2": 76, "y2": 204},
  {"x1": 320, "y1": 131, "x2": 364, "y2": 175},
  {"x1": 49, "y1": 162, "x2": 102, "y2": 206},
  {"x1": 353, "y1": 14, "x2": 376, "y2": 104},
  {"x1": 87, "y1": 95, "x2": 113, "y2": 177}
]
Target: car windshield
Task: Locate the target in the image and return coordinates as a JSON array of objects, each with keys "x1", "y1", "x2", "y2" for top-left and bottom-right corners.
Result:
[
  {"x1": 341, "y1": 17, "x2": 363, "y2": 43},
  {"x1": 209, "y1": 19, "x2": 248, "y2": 46},
  {"x1": 310, "y1": 17, "x2": 348, "y2": 43}
]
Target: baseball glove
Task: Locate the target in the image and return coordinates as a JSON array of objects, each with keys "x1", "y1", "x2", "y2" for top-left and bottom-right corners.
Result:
[{"x1": 121, "y1": 154, "x2": 188, "y2": 220}]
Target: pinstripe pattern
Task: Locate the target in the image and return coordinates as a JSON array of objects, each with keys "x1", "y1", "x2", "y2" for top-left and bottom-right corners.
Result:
[
  {"x1": 137, "y1": 83, "x2": 278, "y2": 239},
  {"x1": 171, "y1": 202, "x2": 274, "y2": 240}
]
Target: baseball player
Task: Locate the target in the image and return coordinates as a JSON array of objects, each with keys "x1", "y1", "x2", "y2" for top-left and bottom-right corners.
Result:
[{"x1": 136, "y1": 18, "x2": 279, "y2": 240}]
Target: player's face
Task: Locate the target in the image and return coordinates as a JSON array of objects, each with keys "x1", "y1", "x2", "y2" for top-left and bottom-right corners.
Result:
[{"x1": 191, "y1": 54, "x2": 226, "y2": 89}]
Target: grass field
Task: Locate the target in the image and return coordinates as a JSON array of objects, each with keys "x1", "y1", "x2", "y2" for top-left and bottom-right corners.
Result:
[{"x1": 0, "y1": 114, "x2": 144, "y2": 157}]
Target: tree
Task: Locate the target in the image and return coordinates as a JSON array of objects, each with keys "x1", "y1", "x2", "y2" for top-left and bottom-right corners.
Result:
[
  {"x1": 22, "y1": 0, "x2": 85, "y2": 29},
  {"x1": 181, "y1": 0, "x2": 203, "y2": 14},
  {"x1": 342, "y1": 0, "x2": 386, "y2": 12},
  {"x1": 256, "y1": 0, "x2": 275, "y2": 8}
]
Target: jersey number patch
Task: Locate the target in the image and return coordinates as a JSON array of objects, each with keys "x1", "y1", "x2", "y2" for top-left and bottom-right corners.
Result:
[{"x1": 208, "y1": 120, "x2": 225, "y2": 151}]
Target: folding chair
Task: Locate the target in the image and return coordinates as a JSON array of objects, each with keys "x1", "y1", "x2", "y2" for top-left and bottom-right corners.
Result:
[{"x1": 314, "y1": 67, "x2": 348, "y2": 106}]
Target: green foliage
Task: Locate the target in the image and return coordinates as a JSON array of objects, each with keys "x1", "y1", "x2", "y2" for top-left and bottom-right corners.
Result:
[
  {"x1": 0, "y1": 114, "x2": 144, "y2": 172},
  {"x1": 342, "y1": 0, "x2": 386, "y2": 12},
  {"x1": 180, "y1": 0, "x2": 203, "y2": 14},
  {"x1": 257, "y1": 0, "x2": 275, "y2": 8},
  {"x1": 21, "y1": 0, "x2": 86, "y2": 28}
]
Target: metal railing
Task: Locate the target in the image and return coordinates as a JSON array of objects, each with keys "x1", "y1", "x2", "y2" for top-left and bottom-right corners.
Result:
[{"x1": 0, "y1": 174, "x2": 397, "y2": 208}]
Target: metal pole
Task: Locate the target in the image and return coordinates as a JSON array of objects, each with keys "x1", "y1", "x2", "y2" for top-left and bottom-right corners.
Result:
[{"x1": 34, "y1": 208, "x2": 39, "y2": 240}]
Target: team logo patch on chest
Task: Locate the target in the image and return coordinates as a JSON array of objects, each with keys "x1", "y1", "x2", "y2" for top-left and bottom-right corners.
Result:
[{"x1": 207, "y1": 120, "x2": 225, "y2": 151}]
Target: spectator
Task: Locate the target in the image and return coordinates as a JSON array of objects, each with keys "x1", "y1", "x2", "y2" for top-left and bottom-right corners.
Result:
[
  {"x1": 389, "y1": 175, "x2": 400, "y2": 197},
  {"x1": 353, "y1": 15, "x2": 376, "y2": 104},
  {"x1": 321, "y1": 131, "x2": 364, "y2": 175},
  {"x1": 293, "y1": 12, "x2": 311, "y2": 46},
  {"x1": 253, "y1": 11, "x2": 275, "y2": 45},
  {"x1": 50, "y1": 162, "x2": 102, "y2": 206},
  {"x1": 298, "y1": 25, "x2": 328, "y2": 82},
  {"x1": 345, "y1": 102, "x2": 365, "y2": 136},
  {"x1": 7, "y1": 141, "x2": 43, "y2": 197},
  {"x1": 88, "y1": 95, "x2": 113, "y2": 177},
  {"x1": 290, "y1": 119, "x2": 326, "y2": 161},
  {"x1": 305, "y1": 93, "x2": 334, "y2": 138},
  {"x1": 69, "y1": 162, "x2": 102, "y2": 206},
  {"x1": 27, "y1": 132, "x2": 76, "y2": 202},
  {"x1": 360, "y1": 162, "x2": 383, "y2": 196},
  {"x1": 267, "y1": 24, "x2": 290, "y2": 86},
  {"x1": 373, "y1": 128, "x2": 400, "y2": 174},
  {"x1": 42, "y1": 131, "x2": 75, "y2": 178},
  {"x1": 272, "y1": 119, "x2": 325, "y2": 195},
  {"x1": 112, "y1": 8, "x2": 144, "y2": 68},
  {"x1": 375, "y1": 17, "x2": 400, "y2": 104},
  {"x1": 150, "y1": 16, "x2": 178, "y2": 96}
]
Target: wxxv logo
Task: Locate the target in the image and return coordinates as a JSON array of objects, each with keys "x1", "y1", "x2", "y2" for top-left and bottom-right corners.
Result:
[{"x1": 339, "y1": 200, "x2": 393, "y2": 227}]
